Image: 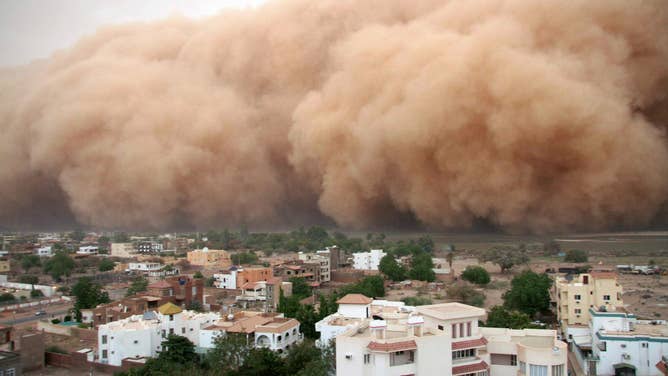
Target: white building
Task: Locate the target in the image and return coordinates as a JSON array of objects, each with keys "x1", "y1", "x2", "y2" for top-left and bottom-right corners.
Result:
[
  {"x1": 111, "y1": 243, "x2": 134, "y2": 258},
  {"x1": 127, "y1": 262, "x2": 163, "y2": 272},
  {"x1": 321, "y1": 294, "x2": 567, "y2": 376},
  {"x1": 583, "y1": 307, "x2": 668, "y2": 376},
  {"x1": 136, "y1": 242, "x2": 163, "y2": 253},
  {"x1": 77, "y1": 246, "x2": 99, "y2": 255},
  {"x1": 299, "y1": 251, "x2": 331, "y2": 283},
  {"x1": 213, "y1": 267, "x2": 240, "y2": 289},
  {"x1": 199, "y1": 311, "x2": 302, "y2": 354},
  {"x1": 98, "y1": 302, "x2": 219, "y2": 366},
  {"x1": 35, "y1": 246, "x2": 53, "y2": 257},
  {"x1": 353, "y1": 249, "x2": 386, "y2": 271}
]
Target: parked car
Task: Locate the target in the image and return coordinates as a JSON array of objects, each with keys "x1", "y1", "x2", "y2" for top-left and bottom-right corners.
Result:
[{"x1": 34, "y1": 310, "x2": 46, "y2": 316}]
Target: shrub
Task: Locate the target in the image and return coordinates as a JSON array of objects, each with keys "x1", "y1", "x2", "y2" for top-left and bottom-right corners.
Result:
[
  {"x1": 461, "y1": 266, "x2": 491, "y2": 285},
  {"x1": 51, "y1": 319, "x2": 61, "y2": 324},
  {"x1": 564, "y1": 249, "x2": 588, "y2": 263},
  {"x1": 401, "y1": 296, "x2": 432, "y2": 306}
]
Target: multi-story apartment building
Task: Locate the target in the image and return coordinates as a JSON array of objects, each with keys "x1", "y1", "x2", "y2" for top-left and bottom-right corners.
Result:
[
  {"x1": 136, "y1": 241, "x2": 163, "y2": 253},
  {"x1": 146, "y1": 275, "x2": 204, "y2": 308},
  {"x1": 568, "y1": 307, "x2": 668, "y2": 376},
  {"x1": 213, "y1": 266, "x2": 273, "y2": 290},
  {"x1": 77, "y1": 245, "x2": 99, "y2": 255},
  {"x1": 110, "y1": 243, "x2": 134, "y2": 257},
  {"x1": 273, "y1": 261, "x2": 322, "y2": 284},
  {"x1": 199, "y1": 311, "x2": 302, "y2": 354},
  {"x1": 235, "y1": 278, "x2": 291, "y2": 311},
  {"x1": 299, "y1": 251, "x2": 331, "y2": 283},
  {"x1": 187, "y1": 247, "x2": 231, "y2": 268},
  {"x1": 555, "y1": 271, "x2": 624, "y2": 332},
  {"x1": 35, "y1": 246, "x2": 52, "y2": 257},
  {"x1": 98, "y1": 303, "x2": 220, "y2": 366},
  {"x1": 319, "y1": 294, "x2": 567, "y2": 376},
  {"x1": 353, "y1": 249, "x2": 386, "y2": 271}
]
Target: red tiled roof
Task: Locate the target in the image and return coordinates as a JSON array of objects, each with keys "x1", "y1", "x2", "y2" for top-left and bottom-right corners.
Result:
[
  {"x1": 656, "y1": 360, "x2": 668, "y2": 376},
  {"x1": 337, "y1": 294, "x2": 373, "y2": 305},
  {"x1": 452, "y1": 361, "x2": 488, "y2": 375},
  {"x1": 367, "y1": 340, "x2": 417, "y2": 352},
  {"x1": 451, "y1": 337, "x2": 487, "y2": 350}
]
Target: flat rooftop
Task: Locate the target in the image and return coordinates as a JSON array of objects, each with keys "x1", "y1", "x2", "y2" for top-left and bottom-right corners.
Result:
[
  {"x1": 603, "y1": 323, "x2": 668, "y2": 338},
  {"x1": 417, "y1": 302, "x2": 486, "y2": 321}
]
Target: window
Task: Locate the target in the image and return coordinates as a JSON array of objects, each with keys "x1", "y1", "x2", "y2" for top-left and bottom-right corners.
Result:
[
  {"x1": 574, "y1": 294, "x2": 581, "y2": 300},
  {"x1": 452, "y1": 324, "x2": 457, "y2": 338},
  {"x1": 452, "y1": 349, "x2": 476, "y2": 360},
  {"x1": 529, "y1": 364, "x2": 547, "y2": 376},
  {"x1": 102, "y1": 350, "x2": 108, "y2": 359},
  {"x1": 620, "y1": 344, "x2": 626, "y2": 348},
  {"x1": 438, "y1": 325, "x2": 444, "y2": 331},
  {"x1": 102, "y1": 335, "x2": 107, "y2": 344},
  {"x1": 6, "y1": 369, "x2": 14, "y2": 376},
  {"x1": 603, "y1": 295, "x2": 611, "y2": 301},
  {"x1": 169, "y1": 328, "x2": 174, "y2": 335},
  {"x1": 574, "y1": 309, "x2": 582, "y2": 314},
  {"x1": 162, "y1": 330, "x2": 166, "y2": 338},
  {"x1": 170, "y1": 315, "x2": 174, "y2": 321},
  {"x1": 182, "y1": 328, "x2": 186, "y2": 334},
  {"x1": 364, "y1": 354, "x2": 371, "y2": 364},
  {"x1": 460, "y1": 323, "x2": 465, "y2": 337},
  {"x1": 642, "y1": 342, "x2": 648, "y2": 348},
  {"x1": 134, "y1": 340, "x2": 139, "y2": 344},
  {"x1": 490, "y1": 354, "x2": 516, "y2": 366},
  {"x1": 552, "y1": 364, "x2": 565, "y2": 376},
  {"x1": 467, "y1": 322, "x2": 472, "y2": 337},
  {"x1": 519, "y1": 361, "x2": 526, "y2": 374},
  {"x1": 278, "y1": 335, "x2": 282, "y2": 341},
  {"x1": 511, "y1": 354, "x2": 517, "y2": 366}
]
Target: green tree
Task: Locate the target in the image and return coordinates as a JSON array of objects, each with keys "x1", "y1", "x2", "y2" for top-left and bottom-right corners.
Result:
[
  {"x1": 339, "y1": 275, "x2": 385, "y2": 298},
  {"x1": 401, "y1": 296, "x2": 432, "y2": 306},
  {"x1": 378, "y1": 254, "x2": 406, "y2": 281},
  {"x1": 447, "y1": 284, "x2": 485, "y2": 307},
  {"x1": 290, "y1": 277, "x2": 312, "y2": 299},
  {"x1": 503, "y1": 270, "x2": 552, "y2": 317},
  {"x1": 409, "y1": 252, "x2": 435, "y2": 282},
  {"x1": 126, "y1": 276, "x2": 149, "y2": 297},
  {"x1": 296, "y1": 304, "x2": 319, "y2": 339},
  {"x1": 480, "y1": 245, "x2": 529, "y2": 273},
  {"x1": 0, "y1": 293, "x2": 15, "y2": 303},
  {"x1": 187, "y1": 301, "x2": 204, "y2": 312},
  {"x1": 98, "y1": 258, "x2": 115, "y2": 272},
  {"x1": 206, "y1": 333, "x2": 252, "y2": 374},
  {"x1": 231, "y1": 252, "x2": 258, "y2": 265},
  {"x1": 43, "y1": 251, "x2": 76, "y2": 281},
  {"x1": 158, "y1": 335, "x2": 199, "y2": 364},
  {"x1": 30, "y1": 289, "x2": 44, "y2": 298},
  {"x1": 238, "y1": 347, "x2": 285, "y2": 376},
  {"x1": 564, "y1": 249, "x2": 588, "y2": 263},
  {"x1": 19, "y1": 275, "x2": 39, "y2": 285},
  {"x1": 417, "y1": 235, "x2": 434, "y2": 253},
  {"x1": 461, "y1": 266, "x2": 491, "y2": 285},
  {"x1": 205, "y1": 276, "x2": 216, "y2": 287},
  {"x1": 21, "y1": 255, "x2": 41, "y2": 270},
  {"x1": 193, "y1": 271, "x2": 204, "y2": 279},
  {"x1": 484, "y1": 306, "x2": 536, "y2": 329},
  {"x1": 98, "y1": 236, "x2": 110, "y2": 245},
  {"x1": 72, "y1": 277, "x2": 110, "y2": 321}
]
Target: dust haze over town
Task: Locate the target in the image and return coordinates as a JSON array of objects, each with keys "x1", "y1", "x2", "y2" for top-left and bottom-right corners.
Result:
[{"x1": 1, "y1": 2, "x2": 668, "y2": 376}]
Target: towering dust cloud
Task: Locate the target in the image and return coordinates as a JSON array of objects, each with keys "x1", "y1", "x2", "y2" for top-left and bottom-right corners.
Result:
[{"x1": 1, "y1": 0, "x2": 667, "y2": 233}]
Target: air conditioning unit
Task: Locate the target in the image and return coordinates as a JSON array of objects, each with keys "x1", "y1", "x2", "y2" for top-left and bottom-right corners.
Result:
[{"x1": 345, "y1": 353, "x2": 353, "y2": 360}]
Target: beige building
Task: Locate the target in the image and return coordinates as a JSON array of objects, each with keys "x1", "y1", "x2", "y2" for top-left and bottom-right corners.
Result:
[
  {"x1": 555, "y1": 271, "x2": 624, "y2": 329},
  {"x1": 327, "y1": 295, "x2": 567, "y2": 376},
  {"x1": 187, "y1": 247, "x2": 231, "y2": 268},
  {"x1": 0, "y1": 259, "x2": 9, "y2": 273},
  {"x1": 110, "y1": 243, "x2": 134, "y2": 258}
]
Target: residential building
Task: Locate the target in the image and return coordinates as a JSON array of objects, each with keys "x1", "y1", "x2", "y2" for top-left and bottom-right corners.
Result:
[
  {"x1": 146, "y1": 275, "x2": 204, "y2": 308},
  {"x1": 299, "y1": 251, "x2": 331, "y2": 283},
  {"x1": 98, "y1": 303, "x2": 220, "y2": 366},
  {"x1": 199, "y1": 311, "x2": 302, "y2": 354},
  {"x1": 77, "y1": 246, "x2": 99, "y2": 255},
  {"x1": 82, "y1": 296, "x2": 157, "y2": 328},
  {"x1": 353, "y1": 249, "x2": 386, "y2": 271},
  {"x1": 127, "y1": 262, "x2": 163, "y2": 273},
  {"x1": 35, "y1": 246, "x2": 52, "y2": 257},
  {"x1": 136, "y1": 241, "x2": 163, "y2": 253},
  {"x1": 111, "y1": 243, "x2": 134, "y2": 258},
  {"x1": 323, "y1": 246, "x2": 346, "y2": 270},
  {"x1": 273, "y1": 261, "x2": 321, "y2": 285},
  {"x1": 555, "y1": 271, "x2": 624, "y2": 331},
  {"x1": 320, "y1": 294, "x2": 567, "y2": 376},
  {"x1": 0, "y1": 351, "x2": 21, "y2": 376},
  {"x1": 235, "y1": 279, "x2": 292, "y2": 311},
  {"x1": 569, "y1": 307, "x2": 668, "y2": 376},
  {"x1": 187, "y1": 248, "x2": 231, "y2": 268},
  {"x1": 213, "y1": 267, "x2": 273, "y2": 290}
]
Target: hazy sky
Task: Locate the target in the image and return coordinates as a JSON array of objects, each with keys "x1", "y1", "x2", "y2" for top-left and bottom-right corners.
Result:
[{"x1": 0, "y1": 0, "x2": 266, "y2": 67}]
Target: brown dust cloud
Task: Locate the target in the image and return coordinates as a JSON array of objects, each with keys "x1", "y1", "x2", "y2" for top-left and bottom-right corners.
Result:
[{"x1": 1, "y1": 0, "x2": 667, "y2": 233}]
